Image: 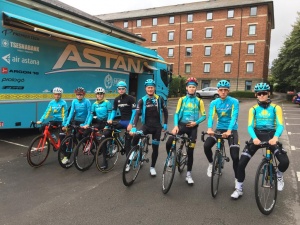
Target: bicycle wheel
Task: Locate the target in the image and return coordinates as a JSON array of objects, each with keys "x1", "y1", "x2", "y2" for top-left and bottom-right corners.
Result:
[
  {"x1": 162, "y1": 148, "x2": 176, "y2": 194},
  {"x1": 27, "y1": 134, "x2": 50, "y2": 167},
  {"x1": 177, "y1": 146, "x2": 187, "y2": 173},
  {"x1": 122, "y1": 146, "x2": 141, "y2": 186},
  {"x1": 74, "y1": 136, "x2": 96, "y2": 171},
  {"x1": 58, "y1": 135, "x2": 76, "y2": 169},
  {"x1": 96, "y1": 137, "x2": 120, "y2": 172},
  {"x1": 211, "y1": 151, "x2": 222, "y2": 198},
  {"x1": 255, "y1": 160, "x2": 277, "y2": 215}
]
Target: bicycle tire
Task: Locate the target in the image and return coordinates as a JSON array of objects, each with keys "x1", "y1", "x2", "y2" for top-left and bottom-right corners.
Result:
[
  {"x1": 162, "y1": 148, "x2": 177, "y2": 194},
  {"x1": 27, "y1": 134, "x2": 50, "y2": 167},
  {"x1": 211, "y1": 151, "x2": 221, "y2": 198},
  {"x1": 58, "y1": 135, "x2": 76, "y2": 169},
  {"x1": 96, "y1": 137, "x2": 120, "y2": 172},
  {"x1": 255, "y1": 159, "x2": 277, "y2": 215},
  {"x1": 122, "y1": 146, "x2": 141, "y2": 186},
  {"x1": 177, "y1": 145, "x2": 187, "y2": 173},
  {"x1": 74, "y1": 136, "x2": 96, "y2": 171}
]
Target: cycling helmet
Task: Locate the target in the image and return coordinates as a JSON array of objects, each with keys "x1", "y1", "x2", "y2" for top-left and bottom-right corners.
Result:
[
  {"x1": 254, "y1": 83, "x2": 270, "y2": 92},
  {"x1": 116, "y1": 81, "x2": 127, "y2": 88},
  {"x1": 94, "y1": 87, "x2": 105, "y2": 94},
  {"x1": 53, "y1": 87, "x2": 63, "y2": 94},
  {"x1": 144, "y1": 79, "x2": 156, "y2": 87},
  {"x1": 186, "y1": 77, "x2": 198, "y2": 86},
  {"x1": 217, "y1": 80, "x2": 230, "y2": 89},
  {"x1": 74, "y1": 87, "x2": 85, "y2": 94}
]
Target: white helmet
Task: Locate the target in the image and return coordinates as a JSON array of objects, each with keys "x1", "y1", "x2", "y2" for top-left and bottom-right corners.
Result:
[
  {"x1": 53, "y1": 87, "x2": 63, "y2": 94},
  {"x1": 94, "y1": 87, "x2": 105, "y2": 94}
]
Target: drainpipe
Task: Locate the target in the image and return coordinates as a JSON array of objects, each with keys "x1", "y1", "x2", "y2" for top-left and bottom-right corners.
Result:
[
  {"x1": 236, "y1": 7, "x2": 243, "y2": 91},
  {"x1": 178, "y1": 14, "x2": 182, "y2": 76}
]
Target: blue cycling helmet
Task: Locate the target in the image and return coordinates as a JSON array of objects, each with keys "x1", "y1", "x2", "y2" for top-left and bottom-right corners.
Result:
[
  {"x1": 254, "y1": 83, "x2": 270, "y2": 92},
  {"x1": 145, "y1": 79, "x2": 156, "y2": 87},
  {"x1": 217, "y1": 80, "x2": 230, "y2": 89},
  {"x1": 116, "y1": 81, "x2": 127, "y2": 88}
]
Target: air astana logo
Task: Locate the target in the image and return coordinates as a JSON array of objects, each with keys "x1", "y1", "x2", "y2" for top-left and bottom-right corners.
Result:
[{"x1": 46, "y1": 44, "x2": 148, "y2": 74}]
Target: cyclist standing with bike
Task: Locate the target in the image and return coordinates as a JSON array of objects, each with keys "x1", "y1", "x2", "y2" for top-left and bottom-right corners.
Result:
[
  {"x1": 204, "y1": 80, "x2": 240, "y2": 185},
  {"x1": 166, "y1": 77, "x2": 206, "y2": 184},
  {"x1": 231, "y1": 83, "x2": 289, "y2": 199},
  {"x1": 130, "y1": 79, "x2": 168, "y2": 176}
]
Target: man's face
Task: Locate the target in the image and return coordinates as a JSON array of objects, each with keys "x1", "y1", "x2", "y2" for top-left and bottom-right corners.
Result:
[
  {"x1": 54, "y1": 93, "x2": 61, "y2": 100},
  {"x1": 256, "y1": 91, "x2": 269, "y2": 101},
  {"x1": 186, "y1": 85, "x2": 197, "y2": 95},
  {"x1": 218, "y1": 88, "x2": 229, "y2": 99},
  {"x1": 117, "y1": 87, "x2": 126, "y2": 95},
  {"x1": 145, "y1": 86, "x2": 155, "y2": 96}
]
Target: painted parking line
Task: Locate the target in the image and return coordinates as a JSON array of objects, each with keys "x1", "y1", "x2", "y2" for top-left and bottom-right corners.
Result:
[
  {"x1": 286, "y1": 123, "x2": 300, "y2": 125},
  {"x1": 297, "y1": 172, "x2": 300, "y2": 182},
  {"x1": 288, "y1": 132, "x2": 300, "y2": 135},
  {"x1": 0, "y1": 139, "x2": 28, "y2": 148}
]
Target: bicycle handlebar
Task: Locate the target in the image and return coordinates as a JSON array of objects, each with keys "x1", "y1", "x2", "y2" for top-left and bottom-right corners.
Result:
[
  {"x1": 245, "y1": 141, "x2": 282, "y2": 148},
  {"x1": 201, "y1": 131, "x2": 233, "y2": 142},
  {"x1": 161, "y1": 131, "x2": 190, "y2": 142}
]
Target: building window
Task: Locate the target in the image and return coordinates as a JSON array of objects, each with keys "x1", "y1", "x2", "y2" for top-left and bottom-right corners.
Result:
[
  {"x1": 225, "y1": 45, "x2": 232, "y2": 55},
  {"x1": 204, "y1": 63, "x2": 211, "y2": 73},
  {"x1": 245, "y1": 81, "x2": 252, "y2": 91},
  {"x1": 152, "y1": 18, "x2": 157, "y2": 26},
  {"x1": 249, "y1": 25, "x2": 256, "y2": 35},
  {"x1": 224, "y1": 63, "x2": 231, "y2": 73},
  {"x1": 246, "y1": 62, "x2": 254, "y2": 73},
  {"x1": 124, "y1": 21, "x2": 128, "y2": 28},
  {"x1": 186, "y1": 47, "x2": 192, "y2": 57},
  {"x1": 204, "y1": 46, "x2": 211, "y2": 56},
  {"x1": 247, "y1": 44, "x2": 255, "y2": 54},
  {"x1": 202, "y1": 80, "x2": 211, "y2": 88},
  {"x1": 226, "y1": 26, "x2": 233, "y2": 37},
  {"x1": 250, "y1": 7, "x2": 257, "y2": 16},
  {"x1": 168, "y1": 31, "x2": 174, "y2": 41},
  {"x1": 185, "y1": 64, "x2": 191, "y2": 73},
  {"x1": 136, "y1": 34, "x2": 142, "y2": 37},
  {"x1": 187, "y1": 14, "x2": 193, "y2": 22},
  {"x1": 205, "y1": 28, "x2": 212, "y2": 38},
  {"x1": 228, "y1": 9, "x2": 234, "y2": 18},
  {"x1": 168, "y1": 48, "x2": 174, "y2": 57},
  {"x1": 169, "y1": 16, "x2": 175, "y2": 24},
  {"x1": 207, "y1": 12, "x2": 213, "y2": 20},
  {"x1": 186, "y1": 30, "x2": 193, "y2": 40},
  {"x1": 136, "y1": 19, "x2": 141, "y2": 27},
  {"x1": 151, "y1": 33, "x2": 157, "y2": 42}
]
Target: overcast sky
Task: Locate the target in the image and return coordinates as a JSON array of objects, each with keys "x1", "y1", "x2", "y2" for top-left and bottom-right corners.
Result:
[{"x1": 59, "y1": 0, "x2": 300, "y2": 66}]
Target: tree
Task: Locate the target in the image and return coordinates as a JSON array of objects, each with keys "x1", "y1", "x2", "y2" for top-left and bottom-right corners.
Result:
[{"x1": 271, "y1": 12, "x2": 300, "y2": 92}]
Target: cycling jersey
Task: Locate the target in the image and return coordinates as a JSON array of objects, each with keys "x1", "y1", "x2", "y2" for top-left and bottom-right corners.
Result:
[
  {"x1": 110, "y1": 94, "x2": 136, "y2": 123},
  {"x1": 39, "y1": 99, "x2": 68, "y2": 123},
  {"x1": 84, "y1": 100, "x2": 112, "y2": 126},
  {"x1": 174, "y1": 95, "x2": 206, "y2": 126},
  {"x1": 64, "y1": 98, "x2": 91, "y2": 126},
  {"x1": 248, "y1": 103, "x2": 283, "y2": 139},
  {"x1": 207, "y1": 96, "x2": 239, "y2": 130}
]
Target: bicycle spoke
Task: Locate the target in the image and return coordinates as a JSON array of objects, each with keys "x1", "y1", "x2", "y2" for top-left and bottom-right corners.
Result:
[
  {"x1": 74, "y1": 137, "x2": 96, "y2": 171},
  {"x1": 211, "y1": 152, "x2": 221, "y2": 198},
  {"x1": 123, "y1": 146, "x2": 141, "y2": 186},
  {"x1": 162, "y1": 149, "x2": 176, "y2": 194},
  {"x1": 27, "y1": 135, "x2": 50, "y2": 167},
  {"x1": 58, "y1": 136, "x2": 76, "y2": 169}
]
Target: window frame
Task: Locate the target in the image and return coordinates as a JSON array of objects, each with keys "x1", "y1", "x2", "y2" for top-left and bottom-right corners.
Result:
[
  {"x1": 152, "y1": 18, "x2": 157, "y2": 26},
  {"x1": 205, "y1": 28, "x2": 212, "y2": 38},
  {"x1": 249, "y1": 25, "x2": 257, "y2": 35},
  {"x1": 169, "y1": 16, "x2": 175, "y2": 24},
  {"x1": 204, "y1": 46, "x2": 211, "y2": 56},
  {"x1": 186, "y1": 30, "x2": 193, "y2": 40},
  {"x1": 225, "y1": 45, "x2": 232, "y2": 55},
  {"x1": 123, "y1": 21, "x2": 128, "y2": 28},
  {"x1": 168, "y1": 48, "x2": 174, "y2": 57},
  {"x1": 185, "y1": 64, "x2": 191, "y2": 74},
  {"x1": 228, "y1": 9, "x2": 234, "y2": 18},
  {"x1": 226, "y1": 26, "x2": 233, "y2": 37},
  {"x1": 187, "y1": 13, "x2": 193, "y2": 22},
  {"x1": 168, "y1": 31, "x2": 174, "y2": 41},
  {"x1": 186, "y1": 47, "x2": 192, "y2": 57},
  {"x1": 250, "y1": 7, "x2": 257, "y2": 16},
  {"x1": 246, "y1": 62, "x2": 254, "y2": 73},
  {"x1": 245, "y1": 80, "x2": 252, "y2": 91},
  {"x1": 207, "y1": 12, "x2": 213, "y2": 20},
  {"x1": 136, "y1": 19, "x2": 142, "y2": 27},
  {"x1": 204, "y1": 63, "x2": 211, "y2": 73},
  {"x1": 247, "y1": 44, "x2": 255, "y2": 54},
  {"x1": 151, "y1": 33, "x2": 157, "y2": 42},
  {"x1": 224, "y1": 63, "x2": 232, "y2": 73}
]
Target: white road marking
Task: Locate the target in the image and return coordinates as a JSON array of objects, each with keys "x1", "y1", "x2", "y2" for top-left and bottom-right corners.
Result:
[
  {"x1": 291, "y1": 146, "x2": 296, "y2": 150},
  {"x1": 0, "y1": 139, "x2": 28, "y2": 148},
  {"x1": 286, "y1": 123, "x2": 300, "y2": 125},
  {"x1": 288, "y1": 132, "x2": 300, "y2": 135},
  {"x1": 285, "y1": 117, "x2": 300, "y2": 119},
  {"x1": 297, "y1": 172, "x2": 300, "y2": 181}
]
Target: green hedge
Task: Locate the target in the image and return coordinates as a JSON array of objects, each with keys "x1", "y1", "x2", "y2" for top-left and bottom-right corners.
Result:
[
  {"x1": 229, "y1": 91, "x2": 256, "y2": 98},
  {"x1": 168, "y1": 77, "x2": 186, "y2": 97}
]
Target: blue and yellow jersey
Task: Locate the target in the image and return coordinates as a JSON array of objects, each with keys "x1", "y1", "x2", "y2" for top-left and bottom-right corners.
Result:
[
  {"x1": 64, "y1": 98, "x2": 91, "y2": 126},
  {"x1": 174, "y1": 95, "x2": 206, "y2": 126},
  {"x1": 207, "y1": 96, "x2": 239, "y2": 130},
  {"x1": 39, "y1": 99, "x2": 68, "y2": 123},
  {"x1": 248, "y1": 103, "x2": 284, "y2": 139},
  {"x1": 84, "y1": 99, "x2": 112, "y2": 126}
]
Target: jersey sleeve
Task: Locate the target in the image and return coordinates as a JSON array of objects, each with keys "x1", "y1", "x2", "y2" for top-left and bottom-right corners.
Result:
[
  {"x1": 274, "y1": 105, "x2": 284, "y2": 137},
  {"x1": 207, "y1": 100, "x2": 216, "y2": 129},
  {"x1": 174, "y1": 97, "x2": 183, "y2": 126},
  {"x1": 39, "y1": 101, "x2": 52, "y2": 122},
  {"x1": 107, "y1": 101, "x2": 112, "y2": 120},
  {"x1": 65, "y1": 100, "x2": 75, "y2": 126},
  {"x1": 196, "y1": 99, "x2": 206, "y2": 125},
  {"x1": 247, "y1": 107, "x2": 257, "y2": 139},
  {"x1": 133, "y1": 99, "x2": 143, "y2": 126},
  {"x1": 161, "y1": 97, "x2": 168, "y2": 124},
  {"x1": 228, "y1": 98, "x2": 239, "y2": 131}
]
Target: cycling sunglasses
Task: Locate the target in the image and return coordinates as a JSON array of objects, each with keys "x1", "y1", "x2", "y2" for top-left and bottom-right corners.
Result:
[
  {"x1": 256, "y1": 92, "x2": 268, "y2": 96},
  {"x1": 118, "y1": 87, "x2": 126, "y2": 90}
]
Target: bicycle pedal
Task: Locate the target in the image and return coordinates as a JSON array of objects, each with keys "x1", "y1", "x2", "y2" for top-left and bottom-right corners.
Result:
[
  {"x1": 225, "y1": 157, "x2": 230, "y2": 162},
  {"x1": 120, "y1": 150, "x2": 126, "y2": 155},
  {"x1": 143, "y1": 158, "x2": 149, "y2": 163}
]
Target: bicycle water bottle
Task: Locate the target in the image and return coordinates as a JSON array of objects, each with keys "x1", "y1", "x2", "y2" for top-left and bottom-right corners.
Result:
[
  {"x1": 266, "y1": 149, "x2": 271, "y2": 159},
  {"x1": 51, "y1": 133, "x2": 58, "y2": 143}
]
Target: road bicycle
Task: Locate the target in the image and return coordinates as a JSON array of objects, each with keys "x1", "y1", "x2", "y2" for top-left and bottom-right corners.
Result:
[
  {"x1": 122, "y1": 130, "x2": 150, "y2": 186},
  {"x1": 58, "y1": 124, "x2": 82, "y2": 169},
  {"x1": 95, "y1": 121, "x2": 127, "y2": 172},
  {"x1": 201, "y1": 131, "x2": 232, "y2": 198},
  {"x1": 27, "y1": 121, "x2": 62, "y2": 167},
  {"x1": 160, "y1": 131, "x2": 189, "y2": 194},
  {"x1": 253, "y1": 141, "x2": 281, "y2": 215},
  {"x1": 73, "y1": 126, "x2": 101, "y2": 171}
]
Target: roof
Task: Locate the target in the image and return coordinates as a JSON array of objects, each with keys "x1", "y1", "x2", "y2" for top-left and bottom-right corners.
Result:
[{"x1": 97, "y1": 0, "x2": 274, "y2": 28}]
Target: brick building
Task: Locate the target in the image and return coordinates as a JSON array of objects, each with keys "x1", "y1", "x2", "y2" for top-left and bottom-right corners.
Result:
[{"x1": 97, "y1": 0, "x2": 274, "y2": 91}]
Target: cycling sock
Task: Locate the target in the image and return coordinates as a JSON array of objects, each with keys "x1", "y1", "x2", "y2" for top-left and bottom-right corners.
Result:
[{"x1": 277, "y1": 170, "x2": 283, "y2": 178}]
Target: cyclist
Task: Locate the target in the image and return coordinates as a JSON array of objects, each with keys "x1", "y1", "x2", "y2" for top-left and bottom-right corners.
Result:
[
  {"x1": 204, "y1": 80, "x2": 240, "y2": 186},
  {"x1": 100, "y1": 81, "x2": 136, "y2": 169},
  {"x1": 166, "y1": 77, "x2": 206, "y2": 184},
  {"x1": 231, "y1": 82, "x2": 290, "y2": 199},
  {"x1": 61, "y1": 87, "x2": 91, "y2": 164},
  {"x1": 37, "y1": 87, "x2": 68, "y2": 148},
  {"x1": 130, "y1": 79, "x2": 168, "y2": 176}
]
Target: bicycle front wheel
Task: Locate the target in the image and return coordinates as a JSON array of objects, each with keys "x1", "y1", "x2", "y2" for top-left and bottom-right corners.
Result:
[
  {"x1": 255, "y1": 160, "x2": 277, "y2": 215},
  {"x1": 211, "y1": 151, "x2": 222, "y2": 198},
  {"x1": 96, "y1": 137, "x2": 120, "y2": 172},
  {"x1": 58, "y1": 135, "x2": 76, "y2": 169},
  {"x1": 27, "y1": 134, "x2": 50, "y2": 167},
  {"x1": 122, "y1": 146, "x2": 141, "y2": 186},
  {"x1": 162, "y1": 148, "x2": 176, "y2": 194},
  {"x1": 74, "y1": 136, "x2": 96, "y2": 171}
]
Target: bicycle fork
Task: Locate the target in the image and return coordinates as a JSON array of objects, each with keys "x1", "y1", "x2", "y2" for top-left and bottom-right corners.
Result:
[{"x1": 262, "y1": 149, "x2": 275, "y2": 188}]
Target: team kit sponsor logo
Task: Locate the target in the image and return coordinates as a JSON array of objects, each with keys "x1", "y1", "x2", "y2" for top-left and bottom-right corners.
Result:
[
  {"x1": 1, "y1": 39, "x2": 40, "y2": 53},
  {"x1": 2, "y1": 54, "x2": 39, "y2": 65},
  {"x1": 1, "y1": 67, "x2": 39, "y2": 75},
  {"x1": 2, "y1": 29, "x2": 39, "y2": 41},
  {"x1": 1, "y1": 77, "x2": 25, "y2": 83}
]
